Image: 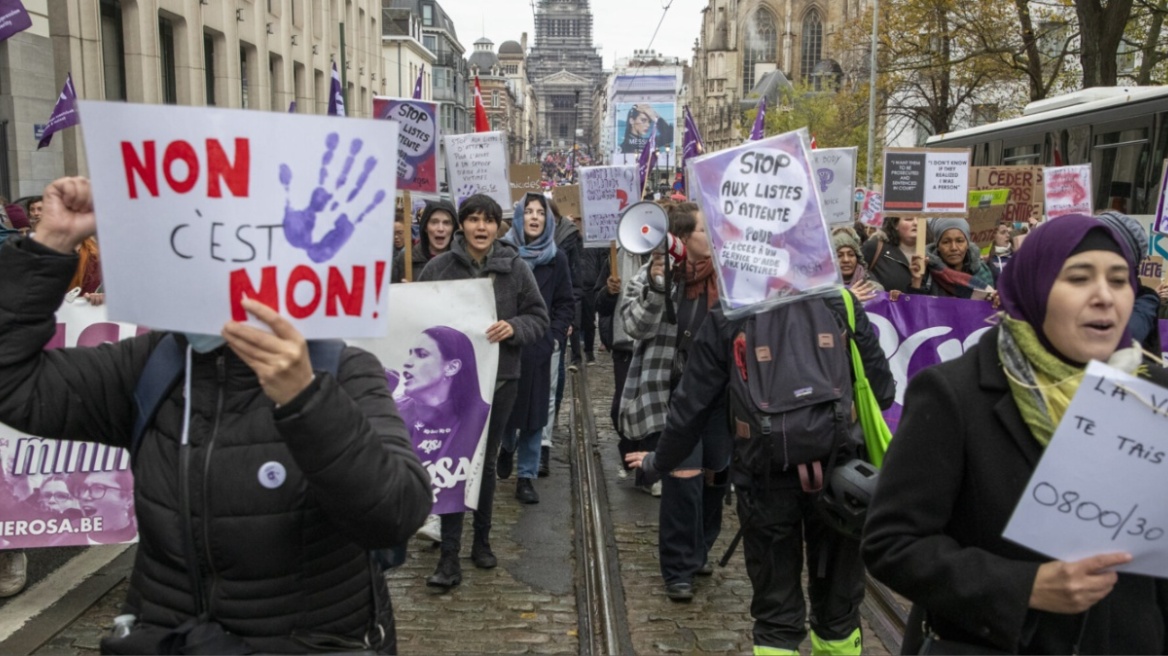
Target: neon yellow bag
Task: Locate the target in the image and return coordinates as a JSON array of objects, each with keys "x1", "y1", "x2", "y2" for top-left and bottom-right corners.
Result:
[{"x1": 840, "y1": 290, "x2": 893, "y2": 467}]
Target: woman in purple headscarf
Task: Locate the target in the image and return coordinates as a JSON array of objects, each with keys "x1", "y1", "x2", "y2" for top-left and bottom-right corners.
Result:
[{"x1": 862, "y1": 214, "x2": 1168, "y2": 654}]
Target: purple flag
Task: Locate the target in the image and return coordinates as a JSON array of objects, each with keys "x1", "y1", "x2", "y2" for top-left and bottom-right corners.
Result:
[
  {"x1": 0, "y1": 0, "x2": 32, "y2": 43},
  {"x1": 636, "y1": 123, "x2": 657, "y2": 196},
  {"x1": 412, "y1": 64, "x2": 425, "y2": 100},
  {"x1": 749, "y1": 96, "x2": 767, "y2": 141},
  {"x1": 288, "y1": 100, "x2": 296, "y2": 113},
  {"x1": 1160, "y1": 320, "x2": 1168, "y2": 366},
  {"x1": 327, "y1": 62, "x2": 345, "y2": 117},
  {"x1": 679, "y1": 105, "x2": 704, "y2": 194},
  {"x1": 37, "y1": 73, "x2": 79, "y2": 150}
]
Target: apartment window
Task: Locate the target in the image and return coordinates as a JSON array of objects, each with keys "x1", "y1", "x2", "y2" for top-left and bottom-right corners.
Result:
[
  {"x1": 204, "y1": 33, "x2": 216, "y2": 105},
  {"x1": 159, "y1": 17, "x2": 177, "y2": 104},
  {"x1": 240, "y1": 44, "x2": 256, "y2": 109},
  {"x1": 100, "y1": 0, "x2": 126, "y2": 100},
  {"x1": 492, "y1": 91, "x2": 499, "y2": 108},
  {"x1": 422, "y1": 3, "x2": 433, "y2": 26},
  {"x1": 424, "y1": 34, "x2": 436, "y2": 51}
]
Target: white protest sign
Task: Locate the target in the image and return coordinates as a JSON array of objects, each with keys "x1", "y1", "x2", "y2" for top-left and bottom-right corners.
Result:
[
  {"x1": 79, "y1": 101, "x2": 398, "y2": 338},
  {"x1": 445, "y1": 131, "x2": 510, "y2": 212},
  {"x1": 1003, "y1": 361, "x2": 1168, "y2": 578},
  {"x1": 1043, "y1": 164, "x2": 1093, "y2": 219},
  {"x1": 579, "y1": 164, "x2": 637, "y2": 247},
  {"x1": 1153, "y1": 159, "x2": 1168, "y2": 235},
  {"x1": 923, "y1": 150, "x2": 970, "y2": 213},
  {"x1": 811, "y1": 147, "x2": 858, "y2": 225}
]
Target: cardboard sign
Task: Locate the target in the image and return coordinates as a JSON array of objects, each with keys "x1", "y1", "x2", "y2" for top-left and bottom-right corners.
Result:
[
  {"x1": 349, "y1": 280, "x2": 498, "y2": 514},
  {"x1": 79, "y1": 101, "x2": 398, "y2": 338},
  {"x1": 811, "y1": 147, "x2": 858, "y2": 226},
  {"x1": 509, "y1": 163, "x2": 544, "y2": 204},
  {"x1": 973, "y1": 166, "x2": 1044, "y2": 224},
  {"x1": 1043, "y1": 164, "x2": 1092, "y2": 219},
  {"x1": 445, "y1": 131, "x2": 510, "y2": 211},
  {"x1": 580, "y1": 165, "x2": 638, "y2": 247},
  {"x1": 372, "y1": 97, "x2": 439, "y2": 194},
  {"x1": 1003, "y1": 361, "x2": 1168, "y2": 579},
  {"x1": 688, "y1": 128, "x2": 840, "y2": 315},
  {"x1": 552, "y1": 185, "x2": 581, "y2": 219},
  {"x1": 1153, "y1": 159, "x2": 1168, "y2": 235},
  {"x1": 1140, "y1": 255, "x2": 1164, "y2": 289},
  {"x1": 883, "y1": 148, "x2": 970, "y2": 215}
]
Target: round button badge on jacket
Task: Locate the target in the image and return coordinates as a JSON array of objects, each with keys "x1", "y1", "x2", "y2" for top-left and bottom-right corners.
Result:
[{"x1": 258, "y1": 461, "x2": 287, "y2": 489}]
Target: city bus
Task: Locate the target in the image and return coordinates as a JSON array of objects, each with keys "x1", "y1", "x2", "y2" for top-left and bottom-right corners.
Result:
[{"x1": 926, "y1": 86, "x2": 1168, "y2": 217}]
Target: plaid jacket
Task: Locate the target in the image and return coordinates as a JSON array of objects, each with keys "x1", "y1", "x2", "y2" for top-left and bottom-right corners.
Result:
[{"x1": 617, "y1": 263, "x2": 679, "y2": 440}]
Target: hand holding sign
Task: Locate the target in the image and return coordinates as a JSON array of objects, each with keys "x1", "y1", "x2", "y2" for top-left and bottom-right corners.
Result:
[
  {"x1": 1030, "y1": 552, "x2": 1130, "y2": 614},
  {"x1": 222, "y1": 298, "x2": 314, "y2": 405},
  {"x1": 34, "y1": 177, "x2": 96, "y2": 254},
  {"x1": 280, "y1": 133, "x2": 388, "y2": 264}
]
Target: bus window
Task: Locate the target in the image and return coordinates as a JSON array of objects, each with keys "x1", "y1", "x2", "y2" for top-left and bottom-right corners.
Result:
[
  {"x1": 1045, "y1": 131, "x2": 1064, "y2": 166},
  {"x1": 1067, "y1": 125, "x2": 1090, "y2": 165},
  {"x1": 1003, "y1": 143, "x2": 1041, "y2": 165},
  {"x1": 1092, "y1": 127, "x2": 1149, "y2": 214},
  {"x1": 987, "y1": 140, "x2": 1002, "y2": 166}
]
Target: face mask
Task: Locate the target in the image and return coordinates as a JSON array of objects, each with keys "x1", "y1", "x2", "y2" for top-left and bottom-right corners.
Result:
[{"x1": 183, "y1": 333, "x2": 226, "y2": 353}]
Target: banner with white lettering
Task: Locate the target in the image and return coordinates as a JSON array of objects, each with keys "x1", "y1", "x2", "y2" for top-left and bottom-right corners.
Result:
[
  {"x1": 0, "y1": 301, "x2": 143, "y2": 550},
  {"x1": 348, "y1": 280, "x2": 499, "y2": 514},
  {"x1": 79, "y1": 101, "x2": 399, "y2": 338}
]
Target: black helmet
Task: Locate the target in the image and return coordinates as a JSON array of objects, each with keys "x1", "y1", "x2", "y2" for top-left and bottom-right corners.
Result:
[{"x1": 816, "y1": 459, "x2": 879, "y2": 539}]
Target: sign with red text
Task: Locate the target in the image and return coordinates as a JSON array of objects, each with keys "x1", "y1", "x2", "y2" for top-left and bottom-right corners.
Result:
[
  {"x1": 79, "y1": 102, "x2": 398, "y2": 338},
  {"x1": 580, "y1": 165, "x2": 638, "y2": 246},
  {"x1": 0, "y1": 300, "x2": 144, "y2": 550},
  {"x1": 973, "y1": 166, "x2": 1043, "y2": 224},
  {"x1": 1043, "y1": 164, "x2": 1093, "y2": 219},
  {"x1": 882, "y1": 148, "x2": 970, "y2": 215}
]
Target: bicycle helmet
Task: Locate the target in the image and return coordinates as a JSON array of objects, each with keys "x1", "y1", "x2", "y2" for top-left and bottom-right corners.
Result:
[{"x1": 816, "y1": 459, "x2": 879, "y2": 539}]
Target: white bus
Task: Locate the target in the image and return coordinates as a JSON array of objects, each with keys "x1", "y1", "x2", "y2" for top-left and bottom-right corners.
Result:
[{"x1": 926, "y1": 86, "x2": 1168, "y2": 216}]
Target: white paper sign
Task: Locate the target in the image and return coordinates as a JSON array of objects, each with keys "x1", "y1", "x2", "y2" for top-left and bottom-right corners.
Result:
[
  {"x1": 1152, "y1": 159, "x2": 1168, "y2": 235},
  {"x1": 79, "y1": 101, "x2": 398, "y2": 338},
  {"x1": 811, "y1": 147, "x2": 858, "y2": 225},
  {"x1": 444, "y1": 131, "x2": 510, "y2": 212},
  {"x1": 923, "y1": 150, "x2": 970, "y2": 213},
  {"x1": 579, "y1": 165, "x2": 638, "y2": 246},
  {"x1": 1003, "y1": 361, "x2": 1168, "y2": 578},
  {"x1": 1043, "y1": 164, "x2": 1093, "y2": 219}
]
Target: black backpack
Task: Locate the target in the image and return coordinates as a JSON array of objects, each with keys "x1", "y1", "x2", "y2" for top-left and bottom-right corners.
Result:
[{"x1": 726, "y1": 296, "x2": 856, "y2": 493}]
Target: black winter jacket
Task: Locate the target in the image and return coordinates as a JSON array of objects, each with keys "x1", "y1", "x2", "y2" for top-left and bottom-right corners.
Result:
[
  {"x1": 0, "y1": 239, "x2": 432, "y2": 653},
  {"x1": 390, "y1": 199, "x2": 458, "y2": 283}
]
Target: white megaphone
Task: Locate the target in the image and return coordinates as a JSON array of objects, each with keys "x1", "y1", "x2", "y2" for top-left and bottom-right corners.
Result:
[{"x1": 616, "y1": 201, "x2": 686, "y2": 262}]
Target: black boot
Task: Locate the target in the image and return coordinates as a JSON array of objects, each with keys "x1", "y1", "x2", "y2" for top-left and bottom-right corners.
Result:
[
  {"x1": 538, "y1": 446, "x2": 550, "y2": 478},
  {"x1": 515, "y1": 478, "x2": 540, "y2": 504},
  {"x1": 497, "y1": 448, "x2": 514, "y2": 480},
  {"x1": 470, "y1": 531, "x2": 497, "y2": 569},
  {"x1": 426, "y1": 549, "x2": 462, "y2": 589}
]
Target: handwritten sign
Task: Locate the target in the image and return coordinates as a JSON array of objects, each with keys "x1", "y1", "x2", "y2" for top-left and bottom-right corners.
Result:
[
  {"x1": 79, "y1": 101, "x2": 398, "y2": 338},
  {"x1": 688, "y1": 127, "x2": 840, "y2": 315},
  {"x1": 580, "y1": 165, "x2": 637, "y2": 247},
  {"x1": 859, "y1": 189, "x2": 883, "y2": 227},
  {"x1": 883, "y1": 148, "x2": 970, "y2": 215},
  {"x1": 373, "y1": 97, "x2": 439, "y2": 194},
  {"x1": 445, "y1": 131, "x2": 510, "y2": 211},
  {"x1": 552, "y1": 185, "x2": 581, "y2": 219},
  {"x1": 1153, "y1": 159, "x2": 1168, "y2": 235},
  {"x1": 1004, "y1": 361, "x2": 1168, "y2": 578},
  {"x1": 509, "y1": 163, "x2": 543, "y2": 204},
  {"x1": 1043, "y1": 164, "x2": 1092, "y2": 219},
  {"x1": 1139, "y1": 255, "x2": 1164, "y2": 289},
  {"x1": 811, "y1": 147, "x2": 858, "y2": 226},
  {"x1": 973, "y1": 166, "x2": 1043, "y2": 224}
]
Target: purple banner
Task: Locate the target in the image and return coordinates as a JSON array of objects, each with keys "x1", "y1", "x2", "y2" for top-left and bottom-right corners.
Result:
[
  {"x1": 1161, "y1": 320, "x2": 1168, "y2": 366},
  {"x1": 0, "y1": 0, "x2": 31, "y2": 43},
  {"x1": 37, "y1": 73, "x2": 78, "y2": 150}
]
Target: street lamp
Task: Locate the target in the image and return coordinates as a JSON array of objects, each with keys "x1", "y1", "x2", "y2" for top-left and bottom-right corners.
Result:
[
  {"x1": 572, "y1": 89, "x2": 581, "y2": 174},
  {"x1": 664, "y1": 145, "x2": 672, "y2": 189},
  {"x1": 866, "y1": 0, "x2": 879, "y2": 189}
]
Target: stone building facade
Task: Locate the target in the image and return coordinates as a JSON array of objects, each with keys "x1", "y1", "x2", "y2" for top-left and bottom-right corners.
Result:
[
  {"x1": 525, "y1": 0, "x2": 603, "y2": 157},
  {"x1": 0, "y1": 0, "x2": 56, "y2": 199},
  {"x1": 468, "y1": 37, "x2": 525, "y2": 164}
]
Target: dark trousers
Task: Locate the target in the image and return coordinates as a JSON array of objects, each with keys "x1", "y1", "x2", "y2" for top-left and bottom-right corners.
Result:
[
  {"x1": 736, "y1": 484, "x2": 864, "y2": 650},
  {"x1": 440, "y1": 380, "x2": 519, "y2": 553},
  {"x1": 580, "y1": 294, "x2": 596, "y2": 356},
  {"x1": 554, "y1": 346, "x2": 566, "y2": 422}
]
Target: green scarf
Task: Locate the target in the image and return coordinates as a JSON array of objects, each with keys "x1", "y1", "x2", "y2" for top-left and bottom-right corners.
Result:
[{"x1": 998, "y1": 317, "x2": 1085, "y2": 447}]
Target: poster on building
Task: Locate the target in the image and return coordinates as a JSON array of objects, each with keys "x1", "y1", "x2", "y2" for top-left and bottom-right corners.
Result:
[
  {"x1": 811, "y1": 147, "x2": 858, "y2": 225},
  {"x1": 580, "y1": 165, "x2": 638, "y2": 246},
  {"x1": 972, "y1": 166, "x2": 1044, "y2": 225},
  {"x1": 79, "y1": 101, "x2": 399, "y2": 338},
  {"x1": 882, "y1": 148, "x2": 970, "y2": 215},
  {"x1": 0, "y1": 300, "x2": 144, "y2": 550},
  {"x1": 1043, "y1": 164, "x2": 1093, "y2": 219},
  {"x1": 688, "y1": 128, "x2": 840, "y2": 315},
  {"x1": 614, "y1": 102, "x2": 676, "y2": 156},
  {"x1": 373, "y1": 97, "x2": 439, "y2": 194},
  {"x1": 445, "y1": 131, "x2": 511, "y2": 213},
  {"x1": 348, "y1": 280, "x2": 499, "y2": 514}
]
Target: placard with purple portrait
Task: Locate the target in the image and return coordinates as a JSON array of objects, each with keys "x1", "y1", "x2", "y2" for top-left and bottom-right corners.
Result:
[
  {"x1": 373, "y1": 97, "x2": 439, "y2": 194},
  {"x1": 688, "y1": 127, "x2": 842, "y2": 317}
]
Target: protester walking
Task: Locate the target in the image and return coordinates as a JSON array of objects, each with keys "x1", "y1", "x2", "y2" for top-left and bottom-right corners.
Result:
[
  {"x1": 862, "y1": 216, "x2": 926, "y2": 294},
  {"x1": 914, "y1": 217, "x2": 995, "y2": 298},
  {"x1": 833, "y1": 228, "x2": 882, "y2": 302},
  {"x1": 392, "y1": 199, "x2": 457, "y2": 282}
]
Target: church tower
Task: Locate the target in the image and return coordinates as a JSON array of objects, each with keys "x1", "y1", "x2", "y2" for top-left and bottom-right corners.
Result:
[{"x1": 526, "y1": 0, "x2": 605, "y2": 157}]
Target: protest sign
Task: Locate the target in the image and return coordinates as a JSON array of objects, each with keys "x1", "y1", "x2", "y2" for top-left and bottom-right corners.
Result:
[
  {"x1": 580, "y1": 165, "x2": 637, "y2": 247},
  {"x1": 1154, "y1": 160, "x2": 1168, "y2": 235},
  {"x1": 80, "y1": 101, "x2": 398, "y2": 338},
  {"x1": 1162, "y1": 321, "x2": 1168, "y2": 366},
  {"x1": 1003, "y1": 361, "x2": 1168, "y2": 578},
  {"x1": 859, "y1": 189, "x2": 883, "y2": 227},
  {"x1": 445, "y1": 131, "x2": 510, "y2": 211},
  {"x1": 0, "y1": 301, "x2": 144, "y2": 550},
  {"x1": 973, "y1": 166, "x2": 1043, "y2": 224},
  {"x1": 0, "y1": 0, "x2": 31, "y2": 43},
  {"x1": 509, "y1": 163, "x2": 544, "y2": 204},
  {"x1": 348, "y1": 280, "x2": 498, "y2": 514},
  {"x1": 1043, "y1": 164, "x2": 1092, "y2": 219},
  {"x1": 372, "y1": 97, "x2": 439, "y2": 194},
  {"x1": 967, "y1": 189, "x2": 1009, "y2": 252},
  {"x1": 811, "y1": 147, "x2": 858, "y2": 226},
  {"x1": 1139, "y1": 255, "x2": 1164, "y2": 290},
  {"x1": 883, "y1": 148, "x2": 971, "y2": 215},
  {"x1": 688, "y1": 128, "x2": 840, "y2": 315},
  {"x1": 1153, "y1": 233, "x2": 1168, "y2": 259},
  {"x1": 552, "y1": 185, "x2": 581, "y2": 219}
]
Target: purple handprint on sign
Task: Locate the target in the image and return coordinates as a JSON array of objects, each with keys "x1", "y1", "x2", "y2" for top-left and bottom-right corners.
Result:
[
  {"x1": 455, "y1": 184, "x2": 479, "y2": 209},
  {"x1": 280, "y1": 132, "x2": 388, "y2": 263}
]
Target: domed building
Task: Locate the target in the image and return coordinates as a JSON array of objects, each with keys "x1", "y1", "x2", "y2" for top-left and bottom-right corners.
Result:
[{"x1": 469, "y1": 37, "x2": 525, "y2": 163}]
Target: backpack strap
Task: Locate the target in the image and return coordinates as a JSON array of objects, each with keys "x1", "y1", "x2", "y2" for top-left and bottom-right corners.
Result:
[{"x1": 131, "y1": 333, "x2": 185, "y2": 463}]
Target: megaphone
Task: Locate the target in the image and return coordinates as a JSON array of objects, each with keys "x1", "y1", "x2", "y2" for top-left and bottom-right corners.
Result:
[{"x1": 617, "y1": 201, "x2": 686, "y2": 262}]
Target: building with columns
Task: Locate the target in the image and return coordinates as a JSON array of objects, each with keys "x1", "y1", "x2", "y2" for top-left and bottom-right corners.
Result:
[
  {"x1": 468, "y1": 36, "x2": 525, "y2": 163},
  {"x1": 525, "y1": 0, "x2": 603, "y2": 159},
  {"x1": 48, "y1": 0, "x2": 386, "y2": 176}
]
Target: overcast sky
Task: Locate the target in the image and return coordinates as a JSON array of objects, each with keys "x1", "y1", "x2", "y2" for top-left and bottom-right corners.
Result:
[{"x1": 441, "y1": 0, "x2": 707, "y2": 68}]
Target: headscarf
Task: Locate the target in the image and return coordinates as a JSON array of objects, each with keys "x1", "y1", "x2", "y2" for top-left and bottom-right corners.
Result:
[
  {"x1": 1095, "y1": 211, "x2": 1147, "y2": 267},
  {"x1": 505, "y1": 193, "x2": 558, "y2": 269},
  {"x1": 5, "y1": 204, "x2": 28, "y2": 231},
  {"x1": 832, "y1": 228, "x2": 869, "y2": 285},
  {"x1": 998, "y1": 213, "x2": 1136, "y2": 355},
  {"x1": 925, "y1": 217, "x2": 993, "y2": 297}
]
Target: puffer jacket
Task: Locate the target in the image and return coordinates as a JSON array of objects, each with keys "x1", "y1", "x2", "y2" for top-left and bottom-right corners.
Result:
[{"x1": 0, "y1": 238, "x2": 432, "y2": 654}]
